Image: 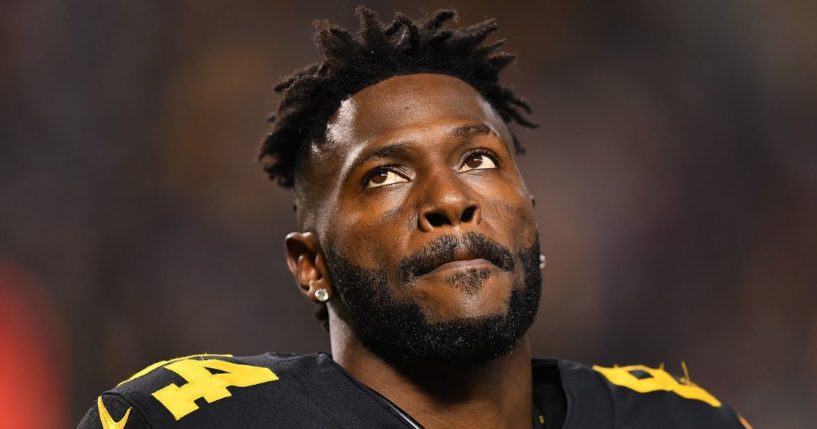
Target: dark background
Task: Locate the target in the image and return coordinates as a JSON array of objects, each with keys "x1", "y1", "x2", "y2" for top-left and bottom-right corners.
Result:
[{"x1": 1, "y1": 1, "x2": 815, "y2": 427}]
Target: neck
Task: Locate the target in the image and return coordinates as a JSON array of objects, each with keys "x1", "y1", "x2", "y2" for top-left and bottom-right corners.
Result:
[{"x1": 330, "y1": 321, "x2": 533, "y2": 429}]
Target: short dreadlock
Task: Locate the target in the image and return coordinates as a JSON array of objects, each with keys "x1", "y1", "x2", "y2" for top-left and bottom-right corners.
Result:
[{"x1": 258, "y1": 6, "x2": 535, "y2": 188}]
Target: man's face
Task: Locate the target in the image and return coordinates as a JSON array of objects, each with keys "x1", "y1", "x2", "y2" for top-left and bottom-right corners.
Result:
[{"x1": 301, "y1": 73, "x2": 541, "y2": 363}]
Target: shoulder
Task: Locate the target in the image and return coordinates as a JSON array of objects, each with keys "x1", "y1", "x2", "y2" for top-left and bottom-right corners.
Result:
[
  {"x1": 77, "y1": 353, "x2": 337, "y2": 429},
  {"x1": 546, "y1": 359, "x2": 750, "y2": 429}
]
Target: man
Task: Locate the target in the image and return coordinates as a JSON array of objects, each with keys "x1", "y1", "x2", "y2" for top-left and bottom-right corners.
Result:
[{"x1": 79, "y1": 7, "x2": 749, "y2": 428}]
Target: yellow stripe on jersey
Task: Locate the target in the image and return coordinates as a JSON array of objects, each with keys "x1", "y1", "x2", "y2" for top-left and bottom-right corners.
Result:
[
  {"x1": 593, "y1": 364, "x2": 722, "y2": 407},
  {"x1": 97, "y1": 396, "x2": 132, "y2": 429}
]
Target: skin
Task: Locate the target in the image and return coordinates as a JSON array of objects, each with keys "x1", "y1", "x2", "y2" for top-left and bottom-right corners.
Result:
[{"x1": 285, "y1": 73, "x2": 540, "y2": 429}]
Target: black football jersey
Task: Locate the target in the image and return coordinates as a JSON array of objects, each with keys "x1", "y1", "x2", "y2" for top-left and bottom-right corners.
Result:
[{"x1": 78, "y1": 353, "x2": 747, "y2": 428}]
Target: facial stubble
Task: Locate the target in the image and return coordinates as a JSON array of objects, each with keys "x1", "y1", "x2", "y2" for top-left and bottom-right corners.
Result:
[{"x1": 325, "y1": 233, "x2": 542, "y2": 365}]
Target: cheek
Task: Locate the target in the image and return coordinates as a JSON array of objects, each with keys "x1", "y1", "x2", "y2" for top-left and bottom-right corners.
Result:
[
  {"x1": 482, "y1": 191, "x2": 537, "y2": 241},
  {"x1": 329, "y1": 196, "x2": 414, "y2": 266},
  {"x1": 468, "y1": 170, "x2": 530, "y2": 214}
]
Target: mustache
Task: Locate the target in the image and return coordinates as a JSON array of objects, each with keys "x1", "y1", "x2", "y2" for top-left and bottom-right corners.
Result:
[{"x1": 398, "y1": 232, "x2": 516, "y2": 282}]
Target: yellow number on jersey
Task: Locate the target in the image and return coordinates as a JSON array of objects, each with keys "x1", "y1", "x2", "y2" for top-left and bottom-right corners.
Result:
[
  {"x1": 593, "y1": 364, "x2": 722, "y2": 407},
  {"x1": 118, "y1": 353, "x2": 233, "y2": 387},
  {"x1": 150, "y1": 358, "x2": 278, "y2": 420}
]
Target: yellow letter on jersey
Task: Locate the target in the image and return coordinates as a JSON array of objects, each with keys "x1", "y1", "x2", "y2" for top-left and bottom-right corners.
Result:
[
  {"x1": 151, "y1": 359, "x2": 278, "y2": 420},
  {"x1": 593, "y1": 364, "x2": 722, "y2": 407}
]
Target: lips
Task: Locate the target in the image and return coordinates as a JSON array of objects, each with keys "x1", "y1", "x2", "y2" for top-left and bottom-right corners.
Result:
[
  {"x1": 398, "y1": 232, "x2": 516, "y2": 282},
  {"x1": 415, "y1": 251, "x2": 497, "y2": 277},
  {"x1": 429, "y1": 258, "x2": 494, "y2": 274}
]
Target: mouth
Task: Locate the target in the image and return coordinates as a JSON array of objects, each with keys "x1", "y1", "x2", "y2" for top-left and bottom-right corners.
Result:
[
  {"x1": 424, "y1": 258, "x2": 495, "y2": 276},
  {"x1": 414, "y1": 248, "x2": 502, "y2": 278},
  {"x1": 399, "y1": 232, "x2": 517, "y2": 283}
]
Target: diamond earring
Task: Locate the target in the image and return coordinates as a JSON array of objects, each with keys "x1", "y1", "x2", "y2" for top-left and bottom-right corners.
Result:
[
  {"x1": 539, "y1": 255, "x2": 546, "y2": 270},
  {"x1": 314, "y1": 288, "x2": 330, "y2": 302}
]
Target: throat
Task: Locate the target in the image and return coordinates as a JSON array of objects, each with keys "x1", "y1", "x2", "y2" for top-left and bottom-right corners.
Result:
[{"x1": 337, "y1": 335, "x2": 534, "y2": 429}]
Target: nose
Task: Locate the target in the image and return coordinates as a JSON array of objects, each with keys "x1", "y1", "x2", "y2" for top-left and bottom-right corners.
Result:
[{"x1": 418, "y1": 178, "x2": 481, "y2": 232}]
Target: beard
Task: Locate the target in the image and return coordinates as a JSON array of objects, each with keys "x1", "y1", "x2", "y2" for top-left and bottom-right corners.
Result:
[{"x1": 325, "y1": 232, "x2": 542, "y2": 365}]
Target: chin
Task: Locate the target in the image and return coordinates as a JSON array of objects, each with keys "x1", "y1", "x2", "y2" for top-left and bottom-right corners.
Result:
[
  {"x1": 355, "y1": 279, "x2": 539, "y2": 365},
  {"x1": 411, "y1": 269, "x2": 517, "y2": 323}
]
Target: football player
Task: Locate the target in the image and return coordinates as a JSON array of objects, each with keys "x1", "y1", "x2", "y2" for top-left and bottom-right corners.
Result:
[{"x1": 79, "y1": 7, "x2": 750, "y2": 428}]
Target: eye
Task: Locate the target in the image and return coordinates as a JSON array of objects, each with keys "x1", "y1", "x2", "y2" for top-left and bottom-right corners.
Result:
[
  {"x1": 364, "y1": 168, "x2": 409, "y2": 189},
  {"x1": 459, "y1": 152, "x2": 498, "y2": 172}
]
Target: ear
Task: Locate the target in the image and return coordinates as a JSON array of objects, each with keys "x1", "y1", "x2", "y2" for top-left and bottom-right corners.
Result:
[{"x1": 285, "y1": 232, "x2": 332, "y2": 302}]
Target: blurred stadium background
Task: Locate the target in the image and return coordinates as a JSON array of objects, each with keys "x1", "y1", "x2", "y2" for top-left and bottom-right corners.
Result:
[{"x1": 1, "y1": 1, "x2": 815, "y2": 427}]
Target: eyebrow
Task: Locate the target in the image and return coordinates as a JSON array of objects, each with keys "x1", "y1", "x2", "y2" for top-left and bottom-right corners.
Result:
[
  {"x1": 450, "y1": 123, "x2": 492, "y2": 139},
  {"x1": 346, "y1": 141, "x2": 414, "y2": 182}
]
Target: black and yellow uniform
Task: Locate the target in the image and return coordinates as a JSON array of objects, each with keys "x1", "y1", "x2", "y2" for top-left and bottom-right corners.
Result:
[{"x1": 78, "y1": 353, "x2": 747, "y2": 428}]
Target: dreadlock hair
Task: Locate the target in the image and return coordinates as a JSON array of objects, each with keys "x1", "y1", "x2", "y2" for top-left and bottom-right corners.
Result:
[
  {"x1": 258, "y1": 5, "x2": 535, "y2": 188},
  {"x1": 258, "y1": 6, "x2": 536, "y2": 330}
]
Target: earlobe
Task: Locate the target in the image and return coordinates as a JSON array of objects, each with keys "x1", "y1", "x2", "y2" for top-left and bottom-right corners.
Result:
[{"x1": 285, "y1": 232, "x2": 332, "y2": 302}]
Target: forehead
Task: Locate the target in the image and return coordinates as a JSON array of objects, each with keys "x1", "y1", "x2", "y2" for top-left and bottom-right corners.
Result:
[{"x1": 323, "y1": 73, "x2": 511, "y2": 148}]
